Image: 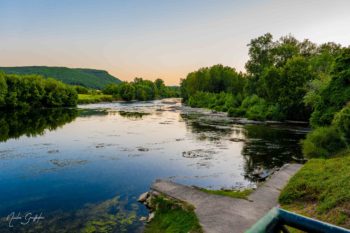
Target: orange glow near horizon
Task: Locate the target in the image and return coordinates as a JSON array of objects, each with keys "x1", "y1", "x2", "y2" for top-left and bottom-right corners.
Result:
[{"x1": 1, "y1": 0, "x2": 350, "y2": 85}]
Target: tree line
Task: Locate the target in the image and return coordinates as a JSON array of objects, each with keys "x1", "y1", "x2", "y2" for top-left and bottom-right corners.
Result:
[
  {"x1": 102, "y1": 78, "x2": 180, "y2": 101},
  {"x1": 0, "y1": 72, "x2": 78, "y2": 108},
  {"x1": 0, "y1": 72, "x2": 179, "y2": 108},
  {"x1": 180, "y1": 33, "x2": 350, "y2": 158}
]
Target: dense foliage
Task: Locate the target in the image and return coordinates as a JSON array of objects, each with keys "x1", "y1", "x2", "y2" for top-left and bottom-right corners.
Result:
[
  {"x1": 310, "y1": 48, "x2": 350, "y2": 127},
  {"x1": 0, "y1": 66, "x2": 121, "y2": 89},
  {"x1": 333, "y1": 104, "x2": 350, "y2": 141},
  {"x1": 0, "y1": 72, "x2": 77, "y2": 108},
  {"x1": 103, "y1": 78, "x2": 180, "y2": 101},
  {"x1": 301, "y1": 49, "x2": 350, "y2": 158},
  {"x1": 181, "y1": 34, "x2": 345, "y2": 122}
]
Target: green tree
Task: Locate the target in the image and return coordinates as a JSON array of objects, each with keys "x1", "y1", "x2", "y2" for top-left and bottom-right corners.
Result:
[
  {"x1": 119, "y1": 82, "x2": 135, "y2": 101},
  {"x1": 278, "y1": 56, "x2": 314, "y2": 120},
  {"x1": 310, "y1": 48, "x2": 350, "y2": 126},
  {"x1": 0, "y1": 72, "x2": 7, "y2": 106}
]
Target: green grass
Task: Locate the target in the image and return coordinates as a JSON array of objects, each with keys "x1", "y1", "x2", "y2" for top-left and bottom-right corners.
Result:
[
  {"x1": 145, "y1": 196, "x2": 203, "y2": 233},
  {"x1": 198, "y1": 188, "x2": 252, "y2": 199},
  {"x1": 279, "y1": 152, "x2": 350, "y2": 228},
  {"x1": 0, "y1": 66, "x2": 121, "y2": 89},
  {"x1": 78, "y1": 94, "x2": 116, "y2": 104}
]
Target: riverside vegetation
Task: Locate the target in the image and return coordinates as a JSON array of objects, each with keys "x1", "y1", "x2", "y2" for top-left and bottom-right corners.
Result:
[
  {"x1": 0, "y1": 72, "x2": 77, "y2": 108},
  {"x1": 0, "y1": 71, "x2": 179, "y2": 107},
  {"x1": 76, "y1": 77, "x2": 180, "y2": 104},
  {"x1": 178, "y1": 33, "x2": 350, "y2": 230}
]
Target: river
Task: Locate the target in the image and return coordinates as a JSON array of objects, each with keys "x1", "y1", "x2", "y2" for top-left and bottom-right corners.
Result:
[{"x1": 0, "y1": 99, "x2": 308, "y2": 232}]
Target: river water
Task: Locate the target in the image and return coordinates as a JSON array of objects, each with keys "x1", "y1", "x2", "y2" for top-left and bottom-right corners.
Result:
[{"x1": 0, "y1": 99, "x2": 308, "y2": 232}]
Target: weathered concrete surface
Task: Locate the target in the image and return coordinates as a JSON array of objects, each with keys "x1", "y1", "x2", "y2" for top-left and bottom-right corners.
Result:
[{"x1": 151, "y1": 163, "x2": 302, "y2": 233}]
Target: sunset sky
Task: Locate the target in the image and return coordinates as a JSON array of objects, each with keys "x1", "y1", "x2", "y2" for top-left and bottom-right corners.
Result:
[{"x1": 1, "y1": 0, "x2": 350, "y2": 85}]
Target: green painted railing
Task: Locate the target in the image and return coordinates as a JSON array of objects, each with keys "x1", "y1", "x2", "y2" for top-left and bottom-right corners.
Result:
[{"x1": 246, "y1": 207, "x2": 350, "y2": 233}]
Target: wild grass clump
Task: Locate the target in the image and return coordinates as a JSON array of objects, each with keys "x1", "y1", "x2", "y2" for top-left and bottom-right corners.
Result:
[
  {"x1": 198, "y1": 188, "x2": 252, "y2": 199},
  {"x1": 279, "y1": 155, "x2": 350, "y2": 228},
  {"x1": 78, "y1": 94, "x2": 115, "y2": 104},
  {"x1": 145, "y1": 196, "x2": 202, "y2": 233}
]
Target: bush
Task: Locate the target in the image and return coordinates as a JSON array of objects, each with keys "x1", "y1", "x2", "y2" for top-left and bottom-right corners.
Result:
[
  {"x1": 302, "y1": 126, "x2": 347, "y2": 158},
  {"x1": 74, "y1": 85, "x2": 89, "y2": 94},
  {"x1": 246, "y1": 102, "x2": 267, "y2": 121},
  {"x1": 1, "y1": 73, "x2": 77, "y2": 108},
  {"x1": 333, "y1": 104, "x2": 350, "y2": 141},
  {"x1": 228, "y1": 107, "x2": 245, "y2": 117},
  {"x1": 237, "y1": 95, "x2": 284, "y2": 121}
]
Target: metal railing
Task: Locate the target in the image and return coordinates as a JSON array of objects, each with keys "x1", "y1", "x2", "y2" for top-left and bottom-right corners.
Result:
[{"x1": 246, "y1": 207, "x2": 350, "y2": 233}]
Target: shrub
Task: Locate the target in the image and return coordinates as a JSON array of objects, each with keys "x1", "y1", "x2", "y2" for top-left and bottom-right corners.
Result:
[
  {"x1": 333, "y1": 104, "x2": 350, "y2": 141},
  {"x1": 74, "y1": 85, "x2": 89, "y2": 94},
  {"x1": 302, "y1": 126, "x2": 347, "y2": 158},
  {"x1": 228, "y1": 107, "x2": 245, "y2": 117}
]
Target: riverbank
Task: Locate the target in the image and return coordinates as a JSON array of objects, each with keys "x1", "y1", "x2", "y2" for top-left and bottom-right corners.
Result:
[
  {"x1": 77, "y1": 94, "x2": 117, "y2": 104},
  {"x1": 279, "y1": 151, "x2": 350, "y2": 229},
  {"x1": 141, "y1": 164, "x2": 302, "y2": 233}
]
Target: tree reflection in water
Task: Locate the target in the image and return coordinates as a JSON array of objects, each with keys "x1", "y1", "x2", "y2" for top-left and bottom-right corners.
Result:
[
  {"x1": 0, "y1": 108, "x2": 78, "y2": 142},
  {"x1": 181, "y1": 112, "x2": 306, "y2": 182}
]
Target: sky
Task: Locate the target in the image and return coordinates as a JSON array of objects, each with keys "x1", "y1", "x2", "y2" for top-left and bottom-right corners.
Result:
[{"x1": 1, "y1": 0, "x2": 350, "y2": 85}]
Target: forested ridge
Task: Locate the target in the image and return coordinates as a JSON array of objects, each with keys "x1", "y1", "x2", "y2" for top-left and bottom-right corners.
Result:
[{"x1": 0, "y1": 66, "x2": 121, "y2": 89}]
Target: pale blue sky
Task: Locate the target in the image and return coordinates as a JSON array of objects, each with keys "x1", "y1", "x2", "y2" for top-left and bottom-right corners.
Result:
[{"x1": 1, "y1": 0, "x2": 350, "y2": 84}]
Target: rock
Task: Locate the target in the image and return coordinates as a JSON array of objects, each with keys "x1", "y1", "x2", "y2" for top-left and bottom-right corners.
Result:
[
  {"x1": 139, "y1": 216, "x2": 147, "y2": 221},
  {"x1": 229, "y1": 138, "x2": 245, "y2": 142},
  {"x1": 182, "y1": 149, "x2": 216, "y2": 158},
  {"x1": 151, "y1": 190, "x2": 161, "y2": 197},
  {"x1": 145, "y1": 196, "x2": 153, "y2": 208},
  {"x1": 252, "y1": 167, "x2": 275, "y2": 181},
  {"x1": 47, "y1": 149, "x2": 59, "y2": 154},
  {"x1": 147, "y1": 212, "x2": 155, "y2": 222},
  {"x1": 138, "y1": 192, "x2": 149, "y2": 203},
  {"x1": 137, "y1": 147, "x2": 150, "y2": 152}
]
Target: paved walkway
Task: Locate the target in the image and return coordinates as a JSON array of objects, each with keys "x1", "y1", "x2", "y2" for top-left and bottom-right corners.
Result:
[{"x1": 151, "y1": 164, "x2": 302, "y2": 233}]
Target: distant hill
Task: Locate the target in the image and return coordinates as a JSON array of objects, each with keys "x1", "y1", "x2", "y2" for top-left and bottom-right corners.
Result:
[{"x1": 0, "y1": 66, "x2": 121, "y2": 89}]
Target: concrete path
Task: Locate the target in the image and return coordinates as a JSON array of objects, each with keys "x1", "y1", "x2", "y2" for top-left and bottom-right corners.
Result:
[{"x1": 151, "y1": 163, "x2": 302, "y2": 233}]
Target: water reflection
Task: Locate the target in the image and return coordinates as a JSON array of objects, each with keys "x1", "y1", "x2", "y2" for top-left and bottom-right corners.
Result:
[
  {"x1": 242, "y1": 125, "x2": 305, "y2": 181},
  {"x1": 118, "y1": 111, "x2": 150, "y2": 120},
  {"x1": 0, "y1": 100, "x2": 307, "y2": 232},
  {"x1": 0, "y1": 108, "x2": 77, "y2": 142},
  {"x1": 180, "y1": 111, "x2": 306, "y2": 182}
]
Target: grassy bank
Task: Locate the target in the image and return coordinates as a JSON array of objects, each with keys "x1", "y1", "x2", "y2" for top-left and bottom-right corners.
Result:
[
  {"x1": 198, "y1": 188, "x2": 252, "y2": 199},
  {"x1": 145, "y1": 196, "x2": 203, "y2": 233},
  {"x1": 78, "y1": 94, "x2": 117, "y2": 104},
  {"x1": 279, "y1": 152, "x2": 350, "y2": 229}
]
